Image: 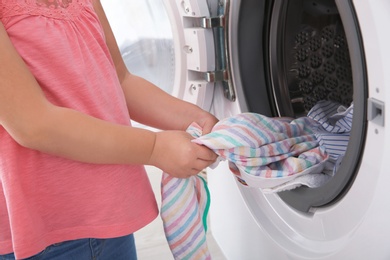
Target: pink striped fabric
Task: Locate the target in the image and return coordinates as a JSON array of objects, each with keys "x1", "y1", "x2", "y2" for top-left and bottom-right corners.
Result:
[
  {"x1": 161, "y1": 174, "x2": 210, "y2": 260},
  {"x1": 160, "y1": 122, "x2": 211, "y2": 260},
  {"x1": 161, "y1": 101, "x2": 352, "y2": 259},
  {"x1": 160, "y1": 112, "x2": 330, "y2": 259}
]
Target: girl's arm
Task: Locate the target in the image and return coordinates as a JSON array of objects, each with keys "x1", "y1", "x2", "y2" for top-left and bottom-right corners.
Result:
[
  {"x1": 0, "y1": 21, "x2": 156, "y2": 165},
  {"x1": 0, "y1": 12, "x2": 216, "y2": 177}
]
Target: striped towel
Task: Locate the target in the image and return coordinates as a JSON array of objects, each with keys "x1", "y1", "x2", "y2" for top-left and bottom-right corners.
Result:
[
  {"x1": 161, "y1": 173, "x2": 211, "y2": 260},
  {"x1": 161, "y1": 101, "x2": 352, "y2": 259},
  {"x1": 263, "y1": 100, "x2": 353, "y2": 192},
  {"x1": 160, "y1": 123, "x2": 212, "y2": 260}
]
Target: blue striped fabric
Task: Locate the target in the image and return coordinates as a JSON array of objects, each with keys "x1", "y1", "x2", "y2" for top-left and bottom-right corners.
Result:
[{"x1": 307, "y1": 100, "x2": 353, "y2": 161}]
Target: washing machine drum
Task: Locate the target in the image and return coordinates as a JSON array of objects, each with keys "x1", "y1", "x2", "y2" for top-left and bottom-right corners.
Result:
[
  {"x1": 289, "y1": 11, "x2": 353, "y2": 113},
  {"x1": 238, "y1": 0, "x2": 367, "y2": 212}
]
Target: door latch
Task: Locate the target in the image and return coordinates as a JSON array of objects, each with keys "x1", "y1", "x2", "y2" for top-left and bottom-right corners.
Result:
[{"x1": 367, "y1": 98, "x2": 385, "y2": 126}]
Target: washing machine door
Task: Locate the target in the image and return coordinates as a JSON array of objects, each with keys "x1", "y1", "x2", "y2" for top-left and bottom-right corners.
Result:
[
  {"x1": 207, "y1": 0, "x2": 390, "y2": 259},
  {"x1": 101, "y1": 0, "x2": 224, "y2": 112}
]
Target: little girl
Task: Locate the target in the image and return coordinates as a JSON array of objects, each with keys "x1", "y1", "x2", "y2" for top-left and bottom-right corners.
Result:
[{"x1": 0, "y1": 0, "x2": 217, "y2": 259}]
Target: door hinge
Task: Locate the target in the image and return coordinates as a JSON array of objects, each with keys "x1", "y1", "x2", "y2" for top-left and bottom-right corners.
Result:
[
  {"x1": 199, "y1": 16, "x2": 225, "y2": 28},
  {"x1": 203, "y1": 70, "x2": 229, "y2": 82},
  {"x1": 185, "y1": 0, "x2": 236, "y2": 101}
]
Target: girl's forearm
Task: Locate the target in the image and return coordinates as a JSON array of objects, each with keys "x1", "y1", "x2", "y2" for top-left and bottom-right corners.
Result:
[
  {"x1": 121, "y1": 73, "x2": 206, "y2": 131},
  {"x1": 16, "y1": 104, "x2": 156, "y2": 165}
]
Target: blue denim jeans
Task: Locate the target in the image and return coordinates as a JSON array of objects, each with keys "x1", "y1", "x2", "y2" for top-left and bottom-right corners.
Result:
[{"x1": 0, "y1": 234, "x2": 137, "y2": 260}]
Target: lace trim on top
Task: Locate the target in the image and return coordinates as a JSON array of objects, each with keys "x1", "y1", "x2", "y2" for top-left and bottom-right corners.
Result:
[{"x1": 0, "y1": 0, "x2": 92, "y2": 20}]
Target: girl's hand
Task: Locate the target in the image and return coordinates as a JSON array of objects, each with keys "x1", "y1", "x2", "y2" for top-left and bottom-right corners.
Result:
[
  {"x1": 148, "y1": 130, "x2": 217, "y2": 178},
  {"x1": 190, "y1": 111, "x2": 219, "y2": 135}
]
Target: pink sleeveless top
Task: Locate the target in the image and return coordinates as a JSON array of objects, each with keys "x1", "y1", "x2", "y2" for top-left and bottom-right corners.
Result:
[{"x1": 0, "y1": 1, "x2": 158, "y2": 258}]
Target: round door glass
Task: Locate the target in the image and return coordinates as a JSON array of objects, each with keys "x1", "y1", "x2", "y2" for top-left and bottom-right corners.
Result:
[{"x1": 101, "y1": 0, "x2": 175, "y2": 94}]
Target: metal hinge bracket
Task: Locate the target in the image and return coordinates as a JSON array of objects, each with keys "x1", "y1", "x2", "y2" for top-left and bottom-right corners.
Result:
[{"x1": 186, "y1": 0, "x2": 235, "y2": 101}]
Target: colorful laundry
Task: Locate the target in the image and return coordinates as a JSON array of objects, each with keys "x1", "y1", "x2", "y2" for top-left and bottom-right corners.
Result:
[
  {"x1": 161, "y1": 173, "x2": 211, "y2": 260},
  {"x1": 161, "y1": 101, "x2": 353, "y2": 259}
]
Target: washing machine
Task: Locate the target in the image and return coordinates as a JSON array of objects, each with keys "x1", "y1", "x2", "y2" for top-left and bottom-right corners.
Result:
[{"x1": 102, "y1": 0, "x2": 390, "y2": 259}]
